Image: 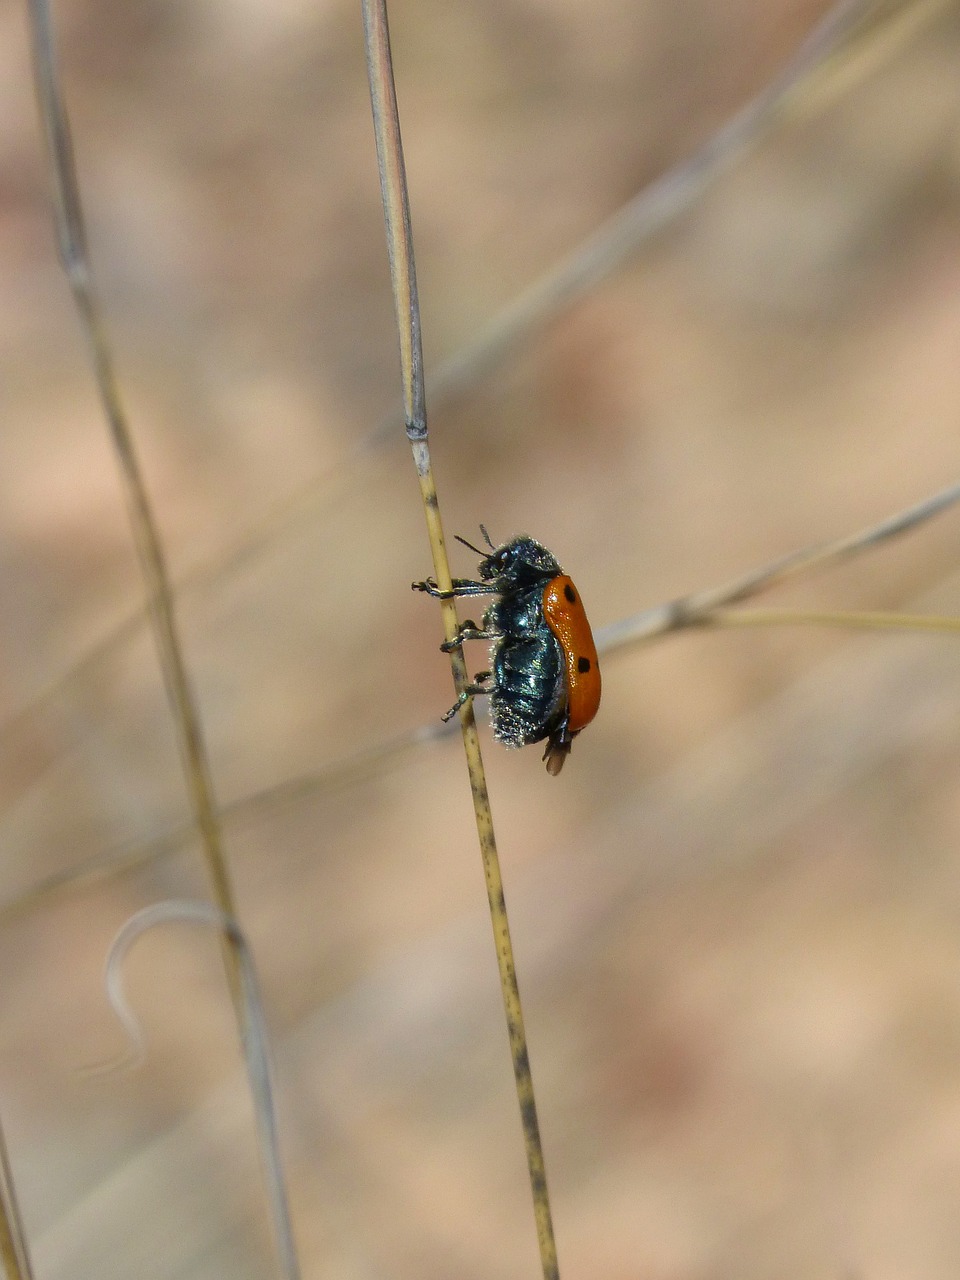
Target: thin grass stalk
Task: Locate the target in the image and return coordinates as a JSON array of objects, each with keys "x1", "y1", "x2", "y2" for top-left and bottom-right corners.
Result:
[
  {"x1": 596, "y1": 480, "x2": 960, "y2": 651},
  {"x1": 706, "y1": 608, "x2": 960, "y2": 634},
  {"x1": 360, "y1": 1, "x2": 560, "y2": 1275},
  {"x1": 357, "y1": 0, "x2": 928, "y2": 436},
  {"x1": 0, "y1": 1121, "x2": 34, "y2": 1280},
  {"x1": 25, "y1": 0, "x2": 242, "y2": 1008},
  {"x1": 104, "y1": 903, "x2": 301, "y2": 1280},
  {"x1": 0, "y1": 720, "x2": 447, "y2": 928}
]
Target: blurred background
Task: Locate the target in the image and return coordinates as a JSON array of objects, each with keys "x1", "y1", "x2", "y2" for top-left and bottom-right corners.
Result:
[{"x1": 2, "y1": 0, "x2": 960, "y2": 1275}]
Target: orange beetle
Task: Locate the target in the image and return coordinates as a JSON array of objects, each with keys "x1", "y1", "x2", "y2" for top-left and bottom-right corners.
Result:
[{"x1": 414, "y1": 531, "x2": 601, "y2": 774}]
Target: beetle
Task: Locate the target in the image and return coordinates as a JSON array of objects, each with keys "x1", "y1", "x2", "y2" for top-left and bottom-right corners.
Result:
[{"x1": 413, "y1": 529, "x2": 601, "y2": 774}]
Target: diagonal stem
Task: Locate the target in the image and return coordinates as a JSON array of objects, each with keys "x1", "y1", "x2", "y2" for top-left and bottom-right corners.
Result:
[{"x1": 26, "y1": 0, "x2": 241, "y2": 1008}]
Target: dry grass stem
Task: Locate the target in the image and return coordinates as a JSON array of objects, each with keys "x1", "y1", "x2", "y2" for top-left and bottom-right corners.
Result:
[
  {"x1": 708, "y1": 608, "x2": 960, "y2": 634},
  {"x1": 0, "y1": 721, "x2": 446, "y2": 928},
  {"x1": 362, "y1": 0, "x2": 560, "y2": 1274},
  {"x1": 25, "y1": 0, "x2": 242, "y2": 1008},
  {"x1": 102, "y1": 903, "x2": 301, "y2": 1280},
  {"x1": 597, "y1": 480, "x2": 960, "y2": 652},
  {"x1": 427, "y1": 0, "x2": 919, "y2": 399}
]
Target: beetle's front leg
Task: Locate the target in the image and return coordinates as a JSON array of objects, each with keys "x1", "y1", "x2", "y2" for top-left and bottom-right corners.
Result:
[{"x1": 412, "y1": 576, "x2": 494, "y2": 600}]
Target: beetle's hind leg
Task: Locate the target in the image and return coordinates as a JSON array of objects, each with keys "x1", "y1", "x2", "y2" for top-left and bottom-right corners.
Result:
[
  {"x1": 442, "y1": 671, "x2": 492, "y2": 722},
  {"x1": 542, "y1": 721, "x2": 577, "y2": 776}
]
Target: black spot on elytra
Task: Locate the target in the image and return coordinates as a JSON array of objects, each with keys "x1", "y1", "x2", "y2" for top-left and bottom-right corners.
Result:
[
  {"x1": 578, "y1": 656, "x2": 591, "y2": 673},
  {"x1": 564, "y1": 583, "x2": 576, "y2": 603}
]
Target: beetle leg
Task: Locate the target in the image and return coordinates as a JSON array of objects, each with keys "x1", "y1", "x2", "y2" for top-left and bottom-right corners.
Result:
[
  {"x1": 441, "y1": 672, "x2": 492, "y2": 722},
  {"x1": 440, "y1": 621, "x2": 498, "y2": 652},
  {"x1": 412, "y1": 577, "x2": 495, "y2": 599},
  {"x1": 542, "y1": 711, "x2": 575, "y2": 776}
]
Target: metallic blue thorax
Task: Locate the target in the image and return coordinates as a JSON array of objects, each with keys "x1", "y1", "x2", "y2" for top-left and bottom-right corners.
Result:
[{"x1": 482, "y1": 571, "x2": 567, "y2": 749}]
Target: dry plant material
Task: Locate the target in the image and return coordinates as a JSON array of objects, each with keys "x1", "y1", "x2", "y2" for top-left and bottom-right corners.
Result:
[{"x1": 362, "y1": 0, "x2": 561, "y2": 1273}]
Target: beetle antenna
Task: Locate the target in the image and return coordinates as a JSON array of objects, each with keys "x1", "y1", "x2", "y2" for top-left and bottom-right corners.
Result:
[
  {"x1": 455, "y1": 533, "x2": 487, "y2": 557},
  {"x1": 479, "y1": 523, "x2": 495, "y2": 548}
]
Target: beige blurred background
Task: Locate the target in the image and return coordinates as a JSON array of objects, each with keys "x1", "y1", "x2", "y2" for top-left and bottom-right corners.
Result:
[{"x1": 2, "y1": 0, "x2": 960, "y2": 1275}]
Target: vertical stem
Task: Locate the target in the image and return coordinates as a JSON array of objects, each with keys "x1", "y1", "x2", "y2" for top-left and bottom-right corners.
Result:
[{"x1": 361, "y1": 3, "x2": 560, "y2": 1275}]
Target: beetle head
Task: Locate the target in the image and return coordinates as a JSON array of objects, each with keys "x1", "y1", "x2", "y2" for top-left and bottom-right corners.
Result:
[{"x1": 479, "y1": 535, "x2": 561, "y2": 590}]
